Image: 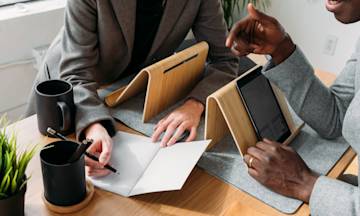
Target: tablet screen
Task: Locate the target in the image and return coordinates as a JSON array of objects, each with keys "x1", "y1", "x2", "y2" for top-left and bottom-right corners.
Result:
[{"x1": 236, "y1": 67, "x2": 291, "y2": 142}]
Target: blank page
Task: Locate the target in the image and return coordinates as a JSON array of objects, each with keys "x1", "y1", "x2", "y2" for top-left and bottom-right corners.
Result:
[
  {"x1": 130, "y1": 140, "x2": 211, "y2": 196},
  {"x1": 90, "y1": 132, "x2": 160, "y2": 197}
]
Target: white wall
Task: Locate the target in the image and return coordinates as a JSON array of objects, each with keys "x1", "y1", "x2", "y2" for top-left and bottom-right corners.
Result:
[
  {"x1": 0, "y1": 0, "x2": 65, "y2": 120},
  {"x1": 265, "y1": 0, "x2": 360, "y2": 74},
  {"x1": 0, "y1": 61, "x2": 37, "y2": 120},
  {"x1": 0, "y1": 0, "x2": 65, "y2": 64}
]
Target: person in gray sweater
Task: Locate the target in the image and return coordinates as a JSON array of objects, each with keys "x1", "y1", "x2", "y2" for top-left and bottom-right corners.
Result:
[{"x1": 227, "y1": 2, "x2": 360, "y2": 216}]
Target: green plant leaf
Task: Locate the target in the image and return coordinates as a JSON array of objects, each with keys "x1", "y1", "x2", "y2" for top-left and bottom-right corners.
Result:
[
  {"x1": 11, "y1": 169, "x2": 18, "y2": 194},
  {"x1": 0, "y1": 115, "x2": 38, "y2": 197},
  {"x1": 3, "y1": 175, "x2": 11, "y2": 194},
  {"x1": 0, "y1": 167, "x2": 12, "y2": 193},
  {"x1": 19, "y1": 178, "x2": 28, "y2": 191}
]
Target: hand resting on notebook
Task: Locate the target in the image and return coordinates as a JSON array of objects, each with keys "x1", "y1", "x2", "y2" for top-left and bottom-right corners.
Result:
[{"x1": 152, "y1": 98, "x2": 205, "y2": 147}]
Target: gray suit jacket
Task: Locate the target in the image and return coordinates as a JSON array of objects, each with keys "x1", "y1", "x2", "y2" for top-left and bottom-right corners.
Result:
[
  {"x1": 33, "y1": 0, "x2": 239, "y2": 138},
  {"x1": 263, "y1": 39, "x2": 360, "y2": 216}
]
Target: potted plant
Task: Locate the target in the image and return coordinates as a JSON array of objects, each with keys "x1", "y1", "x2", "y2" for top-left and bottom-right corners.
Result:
[
  {"x1": 0, "y1": 116, "x2": 38, "y2": 216},
  {"x1": 221, "y1": 0, "x2": 271, "y2": 28}
]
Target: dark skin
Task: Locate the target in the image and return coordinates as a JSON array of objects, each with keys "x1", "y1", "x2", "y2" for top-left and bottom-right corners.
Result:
[
  {"x1": 226, "y1": 1, "x2": 360, "y2": 203},
  {"x1": 243, "y1": 139, "x2": 318, "y2": 203}
]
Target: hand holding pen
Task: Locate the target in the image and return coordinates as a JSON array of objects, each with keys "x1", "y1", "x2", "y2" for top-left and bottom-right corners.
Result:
[
  {"x1": 47, "y1": 127, "x2": 119, "y2": 176},
  {"x1": 83, "y1": 123, "x2": 117, "y2": 177}
]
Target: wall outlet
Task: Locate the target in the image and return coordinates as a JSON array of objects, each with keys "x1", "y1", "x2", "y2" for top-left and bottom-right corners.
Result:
[{"x1": 323, "y1": 35, "x2": 338, "y2": 56}]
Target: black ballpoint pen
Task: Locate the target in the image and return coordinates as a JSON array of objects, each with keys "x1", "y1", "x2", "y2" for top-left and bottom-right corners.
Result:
[{"x1": 47, "y1": 127, "x2": 120, "y2": 175}]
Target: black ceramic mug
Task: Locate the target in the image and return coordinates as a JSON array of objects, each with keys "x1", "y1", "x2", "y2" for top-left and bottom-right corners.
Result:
[
  {"x1": 40, "y1": 141, "x2": 86, "y2": 206},
  {"x1": 35, "y1": 79, "x2": 75, "y2": 136}
]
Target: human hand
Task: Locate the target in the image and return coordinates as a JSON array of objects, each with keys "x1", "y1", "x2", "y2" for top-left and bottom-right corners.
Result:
[
  {"x1": 243, "y1": 139, "x2": 318, "y2": 203},
  {"x1": 151, "y1": 99, "x2": 204, "y2": 147},
  {"x1": 84, "y1": 123, "x2": 113, "y2": 177},
  {"x1": 226, "y1": 3, "x2": 295, "y2": 64}
]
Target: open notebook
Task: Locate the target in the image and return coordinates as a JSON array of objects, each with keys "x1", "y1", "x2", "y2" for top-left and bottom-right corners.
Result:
[{"x1": 90, "y1": 131, "x2": 211, "y2": 197}]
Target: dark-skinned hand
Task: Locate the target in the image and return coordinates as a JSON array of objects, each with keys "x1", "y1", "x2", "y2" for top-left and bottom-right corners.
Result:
[
  {"x1": 226, "y1": 3, "x2": 296, "y2": 64},
  {"x1": 244, "y1": 139, "x2": 319, "y2": 203}
]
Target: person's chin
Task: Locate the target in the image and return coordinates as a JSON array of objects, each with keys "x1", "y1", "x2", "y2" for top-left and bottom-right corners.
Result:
[
  {"x1": 333, "y1": 13, "x2": 355, "y2": 23},
  {"x1": 326, "y1": 0, "x2": 360, "y2": 23},
  {"x1": 332, "y1": 12, "x2": 360, "y2": 24}
]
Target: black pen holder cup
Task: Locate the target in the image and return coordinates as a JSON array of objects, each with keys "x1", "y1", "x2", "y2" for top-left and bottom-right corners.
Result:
[{"x1": 40, "y1": 141, "x2": 86, "y2": 206}]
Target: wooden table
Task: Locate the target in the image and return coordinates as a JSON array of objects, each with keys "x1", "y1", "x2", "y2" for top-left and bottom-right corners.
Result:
[{"x1": 11, "y1": 70, "x2": 356, "y2": 216}]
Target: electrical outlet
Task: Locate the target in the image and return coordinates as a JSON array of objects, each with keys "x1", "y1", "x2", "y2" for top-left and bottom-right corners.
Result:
[{"x1": 323, "y1": 35, "x2": 338, "y2": 56}]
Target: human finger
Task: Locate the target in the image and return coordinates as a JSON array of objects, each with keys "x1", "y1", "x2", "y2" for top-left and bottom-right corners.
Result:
[
  {"x1": 86, "y1": 167, "x2": 111, "y2": 177},
  {"x1": 255, "y1": 141, "x2": 277, "y2": 152},
  {"x1": 87, "y1": 139, "x2": 101, "y2": 153},
  {"x1": 248, "y1": 167, "x2": 260, "y2": 179},
  {"x1": 152, "y1": 117, "x2": 173, "y2": 142},
  {"x1": 99, "y1": 138, "x2": 112, "y2": 166},
  {"x1": 166, "y1": 123, "x2": 187, "y2": 146},
  {"x1": 226, "y1": 19, "x2": 248, "y2": 48},
  {"x1": 85, "y1": 154, "x2": 104, "y2": 169},
  {"x1": 185, "y1": 127, "x2": 197, "y2": 142},
  {"x1": 247, "y1": 3, "x2": 271, "y2": 21},
  {"x1": 244, "y1": 154, "x2": 260, "y2": 170},
  {"x1": 247, "y1": 146, "x2": 267, "y2": 162},
  {"x1": 160, "y1": 121, "x2": 181, "y2": 147}
]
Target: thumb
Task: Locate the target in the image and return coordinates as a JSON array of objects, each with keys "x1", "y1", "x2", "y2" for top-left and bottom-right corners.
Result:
[
  {"x1": 99, "y1": 139, "x2": 112, "y2": 165},
  {"x1": 247, "y1": 3, "x2": 269, "y2": 21}
]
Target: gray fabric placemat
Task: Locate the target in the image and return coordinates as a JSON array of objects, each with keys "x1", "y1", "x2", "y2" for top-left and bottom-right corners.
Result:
[
  {"x1": 109, "y1": 92, "x2": 205, "y2": 140},
  {"x1": 108, "y1": 92, "x2": 349, "y2": 214},
  {"x1": 197, "y1": 124, "x2": 349, "y2": 214}
]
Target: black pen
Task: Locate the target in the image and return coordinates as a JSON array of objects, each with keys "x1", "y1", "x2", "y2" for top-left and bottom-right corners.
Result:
[
  {"x1": 68, "y1": 138, "x2": 93, "y2": 163},
  {"x1": 47, "y1": 127, "x2": 120, "y2": 175},
  {"x1": 84, "y1": 152, "x2": 118, "y2": 174}
]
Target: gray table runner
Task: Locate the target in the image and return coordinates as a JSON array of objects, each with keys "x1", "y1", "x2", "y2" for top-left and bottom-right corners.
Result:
[{"x1": 107, "y1": 92, "x2": 349, "y2": 214}]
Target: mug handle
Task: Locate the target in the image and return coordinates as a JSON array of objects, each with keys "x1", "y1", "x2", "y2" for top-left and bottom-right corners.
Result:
[{"x1": 57, "y1": 102, "x2": 71, "y2": 132}]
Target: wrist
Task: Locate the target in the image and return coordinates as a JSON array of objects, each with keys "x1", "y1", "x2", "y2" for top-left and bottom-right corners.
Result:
[
  {"x1": 185, "y1": 98, "x2": 205, "y2": 115},
  {"x1": 297, "y1": 171, "x2": 319, "y2": 203},
  {"x1": 271, "y1": 34, "x2": 296, "y2": 65},
  {"x1": 85, "y1": 122, "x2": 105, "y2": 136}
]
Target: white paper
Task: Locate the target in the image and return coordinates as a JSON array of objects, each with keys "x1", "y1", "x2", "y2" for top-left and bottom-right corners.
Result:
[
  {"x1": 130, "y1": 140, "x2": 210, "y2": 196},
  {"x1": 90, "y1": 132, "x2": 160, "y2": 196},
  {"x1": 90, "y1": 131, "x2": 211, "y2": 197}
]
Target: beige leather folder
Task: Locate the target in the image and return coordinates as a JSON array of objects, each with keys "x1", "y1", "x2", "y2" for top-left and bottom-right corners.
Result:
[
  {"x1": 105, "y1": 41, "x2": 209, "y2": 122},
  {"x1": 205, "y1": 65, "x2": 304, "y2": 155}
]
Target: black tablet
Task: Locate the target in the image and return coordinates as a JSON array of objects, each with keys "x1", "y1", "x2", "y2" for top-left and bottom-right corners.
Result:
[{"x1": 236, "y1": 67, "x2": 291, "y2": 143}]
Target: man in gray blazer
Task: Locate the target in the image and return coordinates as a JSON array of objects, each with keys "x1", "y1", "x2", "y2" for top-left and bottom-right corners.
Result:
[
  {"x1": 227, "y1": 1, "x2": 360, "y2": 215},
  {"x1": 26, "y1": 0, "x2": 239, "y2": 177}
]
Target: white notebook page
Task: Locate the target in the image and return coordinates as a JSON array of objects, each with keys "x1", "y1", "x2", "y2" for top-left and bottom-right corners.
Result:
[
  {"x1": 90, "y1": 132, "x2": 159, "y2": 196},
  {"x1": 90, "y1": 131, "x2": 210, "y2": 197}
]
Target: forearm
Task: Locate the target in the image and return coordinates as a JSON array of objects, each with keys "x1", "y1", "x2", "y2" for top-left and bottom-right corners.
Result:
[
  {"x1": 72, "y1": 83, "x2": 116, "y2": 140},
  {"x1": 59, "y1": 0, "x2": 115, "y2": 140},
  {"x1": 310, "y1": 176, "x2": 360, "y2": 216},
  {"x1": 263, "y1": 47, "x2": 346, "y2": 139}
]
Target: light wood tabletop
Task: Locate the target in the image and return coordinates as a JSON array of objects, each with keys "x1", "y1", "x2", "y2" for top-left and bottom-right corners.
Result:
[{"x1": 9, "y1": 70, "x2": 357, "y2": 216}]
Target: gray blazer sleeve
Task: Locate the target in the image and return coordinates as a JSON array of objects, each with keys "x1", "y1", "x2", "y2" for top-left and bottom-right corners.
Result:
[
  {"x1": 263, "y1": 46, "x2": 359, "y2": 215},
  {"x1": 59, "y1": 0, "x2": 115, "y2": 139},
  {"x1": 264, "y1": 47, "x2": 355, "y2": 139},
  {"x1": 187, "y1": 0, "x2": 240, "y2": 104}
]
